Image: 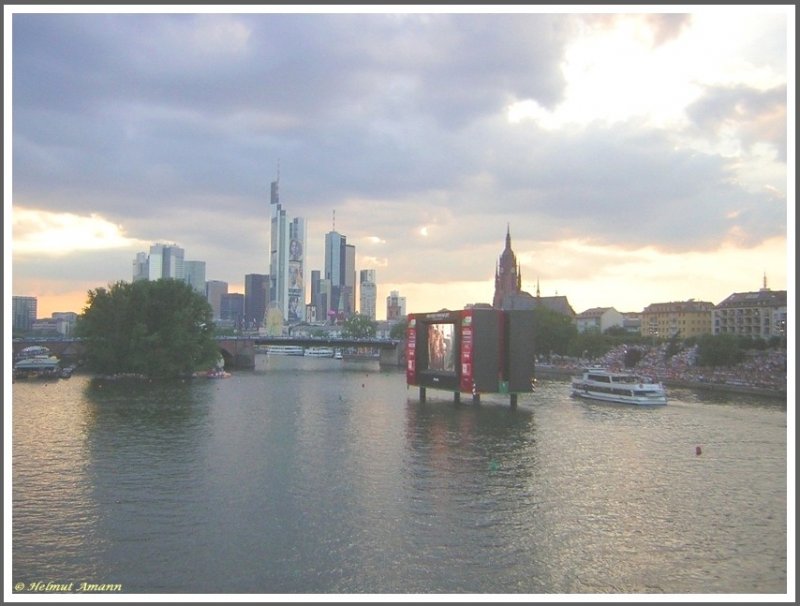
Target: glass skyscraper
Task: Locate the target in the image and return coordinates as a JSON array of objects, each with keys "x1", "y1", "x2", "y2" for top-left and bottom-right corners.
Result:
[
  {"x1": 269, "y1": 173, "x2": 305, "y2": 322},
  {"x1": 324, "y1": 230, "x2": 347, "y2": 318}
]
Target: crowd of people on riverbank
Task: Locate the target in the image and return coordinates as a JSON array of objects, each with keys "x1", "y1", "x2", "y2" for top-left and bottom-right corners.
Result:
[{"x1": 541, "y1": 344, "x2": 788, "y2": 394}]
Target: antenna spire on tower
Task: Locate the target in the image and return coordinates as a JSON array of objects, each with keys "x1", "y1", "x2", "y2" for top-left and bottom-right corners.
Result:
[{"x1": 333, "y1": 209, "x2": 336, "y2": 232}]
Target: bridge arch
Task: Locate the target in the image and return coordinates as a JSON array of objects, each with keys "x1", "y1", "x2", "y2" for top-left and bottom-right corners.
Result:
[{"x1": 218, "y1": 347, "x2": 235, "y2": 369}]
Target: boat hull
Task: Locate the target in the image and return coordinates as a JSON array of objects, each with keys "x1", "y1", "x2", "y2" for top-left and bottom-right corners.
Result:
[{"x1": 571, "y1": 388, "x2": 667, "y2": 406}]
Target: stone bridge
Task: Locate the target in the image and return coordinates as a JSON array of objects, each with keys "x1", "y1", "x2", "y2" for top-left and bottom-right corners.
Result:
[{"x1": 13, "y1": 337, "x2": 403, "y2": 371}]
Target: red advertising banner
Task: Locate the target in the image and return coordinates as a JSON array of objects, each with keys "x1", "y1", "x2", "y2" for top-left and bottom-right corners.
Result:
[
  {"x1": 406, "y1": 319, "x2": 416, "y2": 384},
  {"x1": 459, "y1": 311, "x2": 473, "y2": 393}
]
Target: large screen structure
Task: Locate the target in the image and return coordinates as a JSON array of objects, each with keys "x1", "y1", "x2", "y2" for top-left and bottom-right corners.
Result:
[{"x1": 406, "y1": 308, "x2": 536, "y2": 406}]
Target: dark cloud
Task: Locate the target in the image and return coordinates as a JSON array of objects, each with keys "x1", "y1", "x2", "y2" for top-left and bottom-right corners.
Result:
[
  {"x1": 12, "y1": 13, "x2": 573, "y2": 215},
  {"x1": 10, "y1": 10, "x2": 788, "y2": 297},
  {"x1": 686, "y1": 84, "x2": 787, "y2": 161}
]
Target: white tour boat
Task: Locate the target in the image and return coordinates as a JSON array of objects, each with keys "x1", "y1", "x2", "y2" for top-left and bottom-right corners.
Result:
[
  {"x1": 264, "y1": 345, "x2": 304, "y2": 356},
  {"x1": 571, "y1": 368, "x2": 667, "y2": 406},
  {"x1": 304, "y1": 347, "x2": 335, "y2": 358}
]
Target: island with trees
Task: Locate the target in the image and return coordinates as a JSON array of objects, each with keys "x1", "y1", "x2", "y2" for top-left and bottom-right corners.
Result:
[{"x1": 76, "y1": 279, "x2": 219, "y2": 379}]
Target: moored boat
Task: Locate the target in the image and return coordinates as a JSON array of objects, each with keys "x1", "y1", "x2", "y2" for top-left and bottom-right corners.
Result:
[
  {"x1": 571, "y1": 368, "x2": 667, "y2": 406},
  {"x1": 206, "y1": 369, "x2": 232, "y2": 378},
  {"x1": 304, "y1": 347, "x2": 335, "y2": 357},
  {"x1": 265, "y1": 345, "x2": 304, "y2": 356},
  {"x1": 13, "y1": 348, "x2": 62, "y2": 379}
]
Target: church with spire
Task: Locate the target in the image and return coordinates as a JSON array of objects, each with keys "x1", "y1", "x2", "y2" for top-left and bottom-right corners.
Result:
[
  {"x1": 492, "y1": 225, "x2": 523, "y2": 308},
  {"x1": 491, "y1": 226, "x2": 575, "y2": 318}
]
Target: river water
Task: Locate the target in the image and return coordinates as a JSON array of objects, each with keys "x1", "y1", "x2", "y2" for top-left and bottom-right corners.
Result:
[{"x1": 10, "y1": 355, "x2": 789, "y2": 596}]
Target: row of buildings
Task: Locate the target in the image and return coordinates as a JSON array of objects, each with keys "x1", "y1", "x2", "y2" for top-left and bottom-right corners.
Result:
[
  {"x1": 571, "y1": 288, "x2": 788, "y2": 341},
  {"x1": 127, "y1": 245, "x2": 405, "y2": 332},
  {"x1": 491, "y1": 228, "x2": 788, "y2": 342},
  {"x1": 123, "y1": 173, "x2": 407, "y2": 331},
  {"x1": 12, "y1": 179, "x2": 787, "y2": 342},
  {"x1": 11, "y1": 297, "x2": 78, "y2": 336}
]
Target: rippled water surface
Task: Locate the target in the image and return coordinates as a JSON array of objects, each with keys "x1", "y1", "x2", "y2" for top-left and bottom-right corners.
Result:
[{"x1": 12, "y1": 357, "x2": 788, "y2": 595}]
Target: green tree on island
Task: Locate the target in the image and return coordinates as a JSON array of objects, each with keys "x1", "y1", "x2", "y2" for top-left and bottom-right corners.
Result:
[{"x1": 76, "y1": 279, "x2": 219, "y2": 378}]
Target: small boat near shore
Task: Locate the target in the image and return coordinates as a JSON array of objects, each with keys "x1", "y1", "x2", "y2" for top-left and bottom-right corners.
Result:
[
  {"x1": 206, "y1": 369, "x2": 231, "y2": 378},
  {"x1": 571, "y1": 368, "x2": 667, "y2": 406}
]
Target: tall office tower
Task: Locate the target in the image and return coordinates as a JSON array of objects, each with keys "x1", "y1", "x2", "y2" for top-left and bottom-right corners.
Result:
[
  {"x1": 344, "y1": 244, "x2": 356, "y2": 316},
  {"x1": 206, "y1": 280, "x2": 228, "y2": 321},
  {"x1": 245, "y1": 273, "x2": 269, "y2": 330},
  {"x1": 386, "y1": 290, "x2": 406, "y2": 322},
  {"x1": 359, "y1": 269, "x2": 377, "y2": 320},
  {"x1": 132, "y1": 252, "x2": 149, "y2": 281},
  {"x1": 310, "y1": 270, "x2": 324, "y2": 322},
  {"x1": 12, "y1": 296, "x2": 37, "y2": 332},
  {"x1": 314, "y1": 276, "x2": 332, "y2": 323},
  {"x1": 147, "y1": 243, "x2": 185, "y2": 281},
  {"x1": 221, "y1": 293, "x2": 245, "y2": 328},
  {"x1": 269, "y1": 171, "x2": 306, "y2": 322},
  {"x1": 287, "y1": 217, "x2": 306, "y2": 322},
  {"x1": 184, "y1": 261, "x2": 207, "y2": 295},
  {"x1": 324, "y1": 229, "x2": 347, "y2": 317}
]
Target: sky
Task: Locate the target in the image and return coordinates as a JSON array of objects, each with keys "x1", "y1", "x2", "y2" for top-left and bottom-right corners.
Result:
[{"x1": 6, "y1": 5, "x2": 794, "y2": 321}]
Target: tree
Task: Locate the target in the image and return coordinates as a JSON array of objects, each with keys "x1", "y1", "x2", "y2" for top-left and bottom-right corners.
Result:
[
  {"x1": 389, "y1": 318, "x2": 408, "y2": 340},
  {"x1": 623, "y1": 347, "x2": 645, "y2": 368},
  {"x1": 76, "y1": 279, "x2": 218, "y2": 378},
  {"x1": 532, "y1": 306, "x2": 578, "y2": 358},
  {"x1": 568, "y1": 331, "x2": 611, "y2": 359},
  {"x1": 695, "y1": 333, "x2": 746, "y2": 367},
  {"x1": 341, "y1": 313, "x2": 377, "y2": 338}
]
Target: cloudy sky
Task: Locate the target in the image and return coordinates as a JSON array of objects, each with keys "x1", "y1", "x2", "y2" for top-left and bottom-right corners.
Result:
[{"x1": 7, "y1": 6, "x2": 793, "y2": 320}]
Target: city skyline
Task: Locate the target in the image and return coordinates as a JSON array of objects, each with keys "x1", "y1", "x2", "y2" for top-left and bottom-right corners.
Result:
[{"x1": 8, "y1": 7, "x2": 793, "y2": 321}]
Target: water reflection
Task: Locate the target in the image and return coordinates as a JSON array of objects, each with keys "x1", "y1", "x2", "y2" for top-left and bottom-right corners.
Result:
[
  {"x1": 12, "y1": 378, "x2": 106, "y2": 582},
  {"x1": 80, "y1": 378, "x2": 215, "y2": 592},
  {"x1": 12, "y1": 370, "x2": 787, "y2": 595}
]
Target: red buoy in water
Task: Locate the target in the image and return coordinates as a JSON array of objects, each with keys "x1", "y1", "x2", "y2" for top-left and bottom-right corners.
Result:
[{"x1": 696, "y1": 446, "x2": 702, "y2": 455}]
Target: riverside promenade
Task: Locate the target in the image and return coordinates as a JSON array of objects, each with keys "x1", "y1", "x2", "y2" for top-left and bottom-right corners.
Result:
[{"x1": 537, "y1": 344, "x2": 788, "y2": 400}]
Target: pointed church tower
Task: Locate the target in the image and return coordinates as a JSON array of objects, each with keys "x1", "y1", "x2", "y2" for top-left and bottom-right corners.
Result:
[{"x1": 493, "y1": 225, "x2": 523, "y2": 309}]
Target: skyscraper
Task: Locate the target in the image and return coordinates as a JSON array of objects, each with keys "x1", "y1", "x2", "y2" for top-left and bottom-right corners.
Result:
[
  {"x1": 132, "y1": 252, "x2": 148, "y2": 281},
  {"x1": 324, "y1": 229, "x2": 347, "y2": 318},
  {"x1": 13, "y1": 296, "x2": 37, "y2": 332},
  {"x1": 359, "y1": 269, "x2": 377, "y2": 320},
  {"x1": 206, "y1": 280, "x2": 228, "y2": 321},
  {"x1": 245, "y1": 273, "x2": 269, "y2": 330},
  {"x1": 344, "y1": 243, "x2": 356, "y2": 316},
  {"x1": 184, "y1": 261, "x2": 207, "y2": 295},
  {"x1": 269, "y1": 171, "x2": 306, "y2": 322},
  {"x1": 386, "y1": 290, "x2": 406, "y2": 322},
  {"x1": 132, "y1": 245, "x2": 204, "y2": 294},
  {"x1": 148, "y1": 243, "x2": 185, "y2": 281},
  {"x1": 221, "y1": 293, "x2": 245, "y2": 328}
]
